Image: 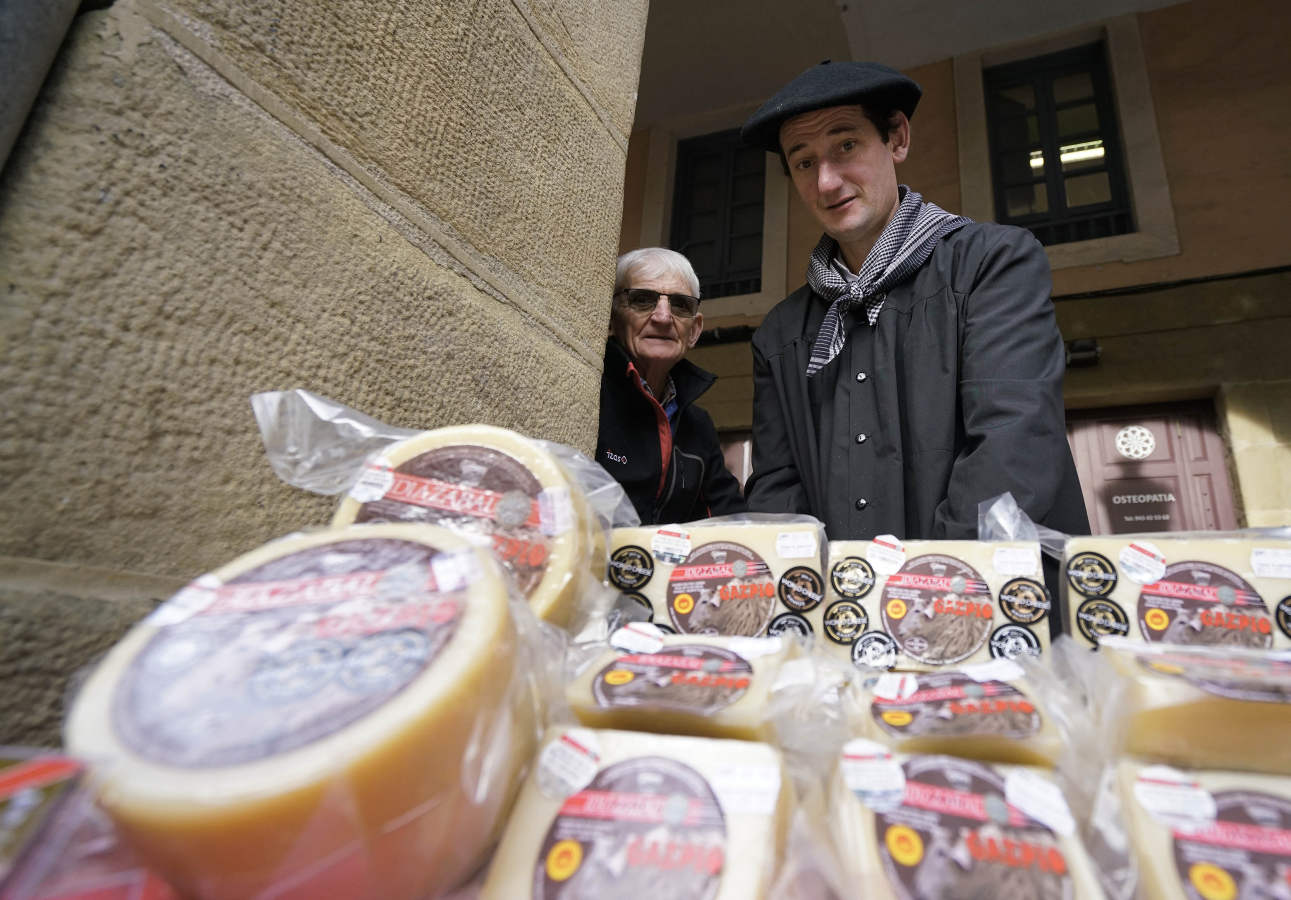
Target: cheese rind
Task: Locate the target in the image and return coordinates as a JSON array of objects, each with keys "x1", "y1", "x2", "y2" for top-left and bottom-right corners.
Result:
[
  {"x1": 481, "y1": 727, "x2": 793, "y2": 899},
  {"x1": 65, "y1": 524, "x2": 531, "y2": 900},
  {"x1": 333, "y1": 424, "x2": 603, "y2": 627},
  {"x1": 565, "y1": 634, "x2": 800, "y2": 742}
]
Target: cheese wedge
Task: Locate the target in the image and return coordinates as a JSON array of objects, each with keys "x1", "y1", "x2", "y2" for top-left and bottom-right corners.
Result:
[
  {"x1": 1096, "y1": 638, "x2": 1291, "y2": 774},
  {"x1": 1062, "y1": 535, "x2": 1291, "y2": 650},
  {"x1": 565, "y1": 630, "x2": 801, "y2": 742},
  {"x1": 607, "y1": 519, "x2": 827, "y2": 639},
  {"x1": 829, "y1": 742, "x2": 1104, "y2": 898},
  {"x1": 1117, "y1": 760, "x2": 1291, "y2": 900},
  {"x1": 849, "y1": 658, "x2": 1064, "y2": 767},
  {"x1": 333, "y1": 424, "x2": 603, "y2": 627},
  {"x1": 818, "y1": 539, "x2": 1052, "y2": 672},
  {"x1": 482, "y1": 727, "x2": 793, "y2": 899},
  {"x1": 65, "y1": 524, "x2": 532, "y2": 900}
]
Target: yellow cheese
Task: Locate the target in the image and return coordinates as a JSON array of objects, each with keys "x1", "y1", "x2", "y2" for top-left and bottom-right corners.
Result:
[
  {"x1": 333, "y1": 424, "x2": 603, "y2": 628},
  {"x1": 819, "y1": 538, "x2": 1052, "y2": 672},
  {"x1": 482, "y1": 727, "x2": 793, "y2": 899},
  {"x1": 1117, "y1": 759, "x2": 1291, "y2": 900},
  {"x1": 829, "y1": 742, "x2": 1104, "y2": 898},
  {"x1": 607, "y1": 519, "x2": 827, "y2": 638},
  {"x1": 849, "y1": 658, "x2": 1065, "y2": 767},
  {"x1": 1062, "y1": 535, "x2": 1291, "y2": 650},
  {"x1": 565, "y1": 628, "x2": 801, "y2": 742},
  {"x1": 65, "y1": 524, "x2": 532, "y2": 900},
  {"x1": 1097, "y1": 639, "x2": 1291, "y2": 774}
]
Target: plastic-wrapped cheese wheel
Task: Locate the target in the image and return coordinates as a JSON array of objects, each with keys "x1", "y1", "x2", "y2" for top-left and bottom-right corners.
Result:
[
  {"x1": 849, "y1": 658, "x2": 1064, "y2": 768},
  {"x1": 65, "y1": 524, "x2": 534, "y2": 900},
  {"x1": 333, "y1": 424, "x2": 601, "y2": 627},
  {"x1": 606, "y1": 516, "x2": 827, "y2": 638},
  {"x1": 482, "y1": 727, "x2": 793, "y2": 899},
  {"x1": 1097, "y1": 637, "x2": 1291, "y2": 774},
  {"x1": 1117, "y1": 759, "x2": 1291, "y2": 900},
  {"x1": 819, "y1": 538, "x2": 1052, "y2": 672},
  {"x1": 829, "y1": 742, "x2": 1103, "y2": 899},
  {"x1": 1062, "y1": 535, "x2": 1291, "y2": 650},
  {"x1": 565, "y1": 626, "x2": 801, "y2": 742}
]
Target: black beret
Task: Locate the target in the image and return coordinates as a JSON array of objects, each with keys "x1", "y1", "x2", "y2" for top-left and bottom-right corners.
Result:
[{"x1": 740, "y1": 60, "x2": 922, "y2": 153}]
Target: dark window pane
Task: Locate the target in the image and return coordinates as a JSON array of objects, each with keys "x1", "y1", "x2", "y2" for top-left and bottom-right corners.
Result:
[
  {"x1": 733, "y1": 148, "x2": 765, "y2": 175},
  {"x1": 992, "y1": 83, "x2": 1036, "y2": 113},
  {"x1": 686, "y1": 211, "x2": 719, "y2": 240},
  {"x1": 1005, "y1": 183, "x2": 1048, "y2": 217},
  {"x1": 998, "y1": 149, "x2": 1044, "y2": 181},
  {"x1": 995, "y1": 114, "x2": 1040, "y2": 150},
  {"x1": 1057, "y1": 103, "x2": 1100, "y2": 138},
  {"x1": 731, "y1": 204, "x2": 763, "y2": 235},
  {"x1": 1053, "y1": 71, "x2": 1094, "y2": 104},
  {"x1": 731, "y1": 172, "x2": 763, "y2": 203},
  {"x1": 1064, "y1": 171, "x2": 1112, "y2": 207},
  {"x1": 691, "y1": 184, "x2": 720, "y2": 210},
  {"x1": 728, "y1": 235, "x2": 762, "y2": 269}
]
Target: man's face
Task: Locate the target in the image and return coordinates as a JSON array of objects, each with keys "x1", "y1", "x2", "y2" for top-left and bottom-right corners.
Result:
[
  {"x1": 609, "y1": 270, "x2": 703, "y2": 375},
  {"x1": 779, "y1": 105, "x2": 909, "y2": 258}
]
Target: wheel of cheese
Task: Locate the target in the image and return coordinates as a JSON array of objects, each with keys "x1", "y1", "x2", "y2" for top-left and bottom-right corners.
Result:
[
  {"x1": 332, "y1": 424, "x2": 601, "y2": 628},
  {"x1": 1062, "y1": 535, "x2": 1291, "y2": 650},
  {"x1": 481, "y1": 727, "x2": 793, "y2": 899},
  {"x1": 850, "y1": 658, "x2": 1064, "y2": 768},
  {"x1": 607, "y1": 518, "x2": 827, "y2": 639},
  {"x1": 1117, "y1": 760, "x2": 1291, "y2": 900},
  {"x1": 829, "y1": 743, "x2": 1103, "y2": 899},
  {"x1": 65, "y1": 524, "x2": 533, "y2": 900},
  {"x1": 565, "y1": 627, "x2": 802, "y2": 742},
  {"x1": 817, "y1": 539, "x2": 1052, "y2": 672}
]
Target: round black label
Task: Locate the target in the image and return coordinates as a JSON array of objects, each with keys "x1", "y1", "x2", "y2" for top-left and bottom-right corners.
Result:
[
  {"x1": 778, "y1": 567, "x2": 825, "y2": 612},
  {"x1": 608, "y1": 545, "x2": 654, "y2": 591},
  {"x1": 989, "y1": 624, "x2": 1042, "y2": 659},
  {"x1": 1066, "y1": 552, "x2": 1118, "y2": 598},
  {"x1": 1074, "y1": 597, "x2": 1130, "y2": 647},
  {"x1": 767, "y1": 612, "x2": 813, "y2": 637},
  {"x1": 852, "y1": 632, "x2": 897, "y2": 671},
  {"x1": 830, "y1": 557, "x2": 876, "y2": 599},
  {"x1": 1278, "y1": 597, "x2": 1291, "y2": 640},
  {"x1": 999, "y1": 578, "x2": 1051, "y2": 625},
  {"x1": 823, "y1": 600, "x2": 869, "y2": 644}
]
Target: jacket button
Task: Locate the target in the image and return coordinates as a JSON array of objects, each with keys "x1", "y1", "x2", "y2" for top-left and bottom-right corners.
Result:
[
  {"x1": 855, "y1": 433, "x2": 867, "y2": 444},
  {"x1": 855, "y1": 498, "x2": 868, "y2": 510},
  {"x1": 856, "y1": 372, "x2": 868, "y2": 383}
]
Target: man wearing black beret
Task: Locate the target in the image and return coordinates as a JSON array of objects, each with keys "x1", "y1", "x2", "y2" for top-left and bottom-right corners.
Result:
[{"x1": 740, "y1": 61, "x2": 1089, "y2": 547}]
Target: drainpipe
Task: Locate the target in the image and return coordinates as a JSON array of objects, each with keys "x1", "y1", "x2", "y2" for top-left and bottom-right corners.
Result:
[{"x1": 1, "y1": 0, "x2": 81, "y2": 173}]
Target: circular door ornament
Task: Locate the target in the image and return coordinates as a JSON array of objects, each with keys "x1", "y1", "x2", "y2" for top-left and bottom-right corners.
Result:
[{"x1": 1114, "y1": 425, "x2": 1156, "y2": 460}]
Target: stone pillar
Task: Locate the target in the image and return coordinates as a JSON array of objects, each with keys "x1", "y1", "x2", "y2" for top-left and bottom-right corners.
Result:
[{"x1": 0, "y1": 0, "x2": 648, "y2": 743}]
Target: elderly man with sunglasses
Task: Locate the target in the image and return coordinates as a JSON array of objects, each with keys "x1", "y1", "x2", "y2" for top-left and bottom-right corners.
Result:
[{"x1": 596, "y1": 248, "x2": 746, "y2": 524}]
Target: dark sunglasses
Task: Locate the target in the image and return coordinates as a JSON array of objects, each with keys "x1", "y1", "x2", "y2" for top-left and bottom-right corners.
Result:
[{"x1": 614, "y1": 288, "x2": 701, "y2": 318}]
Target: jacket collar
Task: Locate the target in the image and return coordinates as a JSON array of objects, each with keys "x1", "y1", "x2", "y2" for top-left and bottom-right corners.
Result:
[{"x1": 604, "y1": 338, "x2": 716, "y2": 411}]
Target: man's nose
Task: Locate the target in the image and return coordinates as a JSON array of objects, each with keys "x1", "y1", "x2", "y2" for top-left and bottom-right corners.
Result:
[
  {"x1": 650, "y1": 296, "x2": 674, "y2": 322},
  {"x1": 816, "y1": 160, "x2": 843, "y2": 194}
]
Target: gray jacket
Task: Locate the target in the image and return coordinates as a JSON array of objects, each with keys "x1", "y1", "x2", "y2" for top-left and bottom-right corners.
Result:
[{"x1": 745, "y1": 221, "x2": 1090, "y2": 541}]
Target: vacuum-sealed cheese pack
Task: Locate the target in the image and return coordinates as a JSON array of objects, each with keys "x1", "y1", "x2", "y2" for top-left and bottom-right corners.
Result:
[
  {"x1": 482, "y1": 726, "x2": 793, "y2": 899},
  {"x1": 606, "y1": 516, "x2": 827, "y2": 639},
  {"x1": 848, "y1": 658, "x2": 1065, "y2": 767},
  {"x1": 829, "y1": 741, "x2": 1104, "y2": 899},
  {"x1": 65, "y1": 524, "x2": 544, "y2": 900},
  {"x1": 1062, "y1": 534, "x2": 1291, "y2": 650},
  {"x1": 819, "y1": 538, "x2": 1052, "y2": 671}
]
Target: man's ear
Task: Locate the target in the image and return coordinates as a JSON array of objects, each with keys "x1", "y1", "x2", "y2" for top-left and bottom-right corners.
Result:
[
  {"x1": 888, "y1": 111, "x2": 911, "y2": 164},
  {"x1": 688, "y1": 312, "x2": 704, "y2": 349}
]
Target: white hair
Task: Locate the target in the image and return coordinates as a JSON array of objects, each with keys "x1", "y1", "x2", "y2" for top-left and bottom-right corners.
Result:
[{"x1": 614, "y1": 247, "x2": 701, "y2": 299}]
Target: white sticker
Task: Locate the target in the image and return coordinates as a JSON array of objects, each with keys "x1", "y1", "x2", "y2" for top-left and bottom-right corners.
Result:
[
  {"x1": 993, "y1": 546, "x2": 1039, "y2": 577},
  {"x1": 961, "y1": 658, "x2": 1025, "y2": 683},
  {"x1": 651, "y1": 528, "x2": 691, "y2": 565},
  {"x1": 867, "y1": 534, "x2": 906, "y2": 575},
  {"x1": 840, "y1": 739, "x2": 906, "y2": 810},
  {"x1": 1005, "y1": 769, "x2": 1075, "y2": 837},
  {"x1": 709, "y1": 763, "x2": 782, "y2": 815},
  {"x1": 770, "y1": 657, "x2": 816, "y2": 693},
  {"x1": 609, "y1": 622, "x2": 665, "y2": 654},
  {"x1": 430, "y1": 551, "x2": 475, "y2": 593},
  {"x1": 538, "y1": 485, "x2": 573, "y2": 536},
  {"x1": 1133, "y1": 766, "x2": 1217, "y2": 828},
  {"x1": 871, "y1": 672, "x2": 920, "y2": 701},
  {"x1": 775, "y1": 530, "x2": 818, "y2": 560},
  {"x1": 1252, "y1": 547, "x2": 1291, "y2": 579},
  {"x1": 726, "y1": 636, "x2": 783, "y2": 659},
  {"x1": 537, "y1": 728, "x2": 601, "y2": 799},
  {"x1": 147, "y1": 574, "x2": 220, "y2": 626},
  {"x1": 1120, "y1": 541, "x2": 1167, "y2": 585},
  {"x1": 349, "y1": 461, "x2": 394, "y2": 502}
]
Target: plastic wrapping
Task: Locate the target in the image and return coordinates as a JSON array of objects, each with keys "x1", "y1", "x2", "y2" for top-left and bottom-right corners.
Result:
[
  {"x1": 0, "y1": 750, "x2": 84, "y2": 894},
  {"x1": 480, "y1": 726, "x2": 794, "y2": 899},
  {"x1": 977, "y1": 491, "x2": 1070, "y2": 563},
  {"x1": 819, "y1": 536, "x2": 1052, "y2": 672},
  {"x1": 62, "y1": 524, "x2": 562, "y2": 900},
  {"x1": 605, "y1": 514, "x2": 829, "y2": 639}
]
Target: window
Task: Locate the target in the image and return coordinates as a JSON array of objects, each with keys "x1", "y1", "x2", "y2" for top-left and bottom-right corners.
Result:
[
  {"x1": 669, "y1": 129, "x2": 764, "y2": 299},
  {"x1": 984, "y1": 42, "x2": 1132, "y2": 246}
]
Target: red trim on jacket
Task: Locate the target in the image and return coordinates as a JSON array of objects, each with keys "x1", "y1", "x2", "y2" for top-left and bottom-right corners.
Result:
[{"x1": 626, "y1": 361, "x2": 673, "y2": 499}]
